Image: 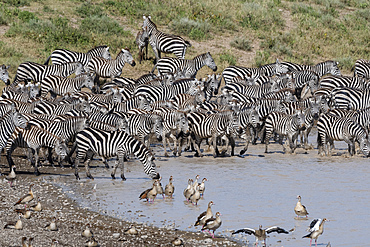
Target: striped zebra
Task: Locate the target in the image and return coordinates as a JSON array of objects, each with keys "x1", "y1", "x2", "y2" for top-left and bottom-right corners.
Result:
[
  {"x1": 127, "y1": 113, "x2": 163, "y2": 148},
  {"x1": 188, "y1": 110, "x2": 237, "y2": 158},
  {"x1": 236, "y1": 108, "x2": 262, "y2": 155},
  {"x1": 113, "y1": 95, "x2": 152, "y2": 112},
  {"x1": 319, "y1": 75, "x2": 370, "y2": 90},
  {"x1": 317, "y1": 113, "x2": 370, "y2": 157},
  {"x1": 170, "y1": 92, "x2": 206, "y2": 112},
  {"x1": 222, "y1": 79, "x2": 281, "y2": 98},
  {"x1": 13, "y1": 61, "x2": 85, "y2": 86},
  {"x1": 87, "y1": 111, "x2": 127, "y2": 131},
  {"x1": 100, "y1": 73, "x2": 157, "y2": 93},
  {"x1": 71, "y1": 127, "x2": 160, "y2": 180},
  {"x1": 353, "y1": 59, "x2": 370, "y2": 79},
  {"x1": 281, "y1": 60, "x2": 341, "y2": 77},
  {"x1": 299, "y1": 98, "x2": 320, "y2": 149},
  {"x1": 204, "y1": 74, "x2": 222, "y2": 101},
  {"x1": 1, "y1": 82, "x2": 40, "y2": 102},
  {"x1": 152, "y1": 52, "x2": 217, "y2": 78},
  {"x1": 0, "y1": 64, "x2": 10, "y2": 85},
  {"x1": 40, "y1": 73, "x2": 94, "y2": 98},
  {"x1": 6, "y1": 125, "x2": 68, "y2": 175},
  {"x1": 0, "y1": 109, "x2": 28, "y2": 155},
  {"x1": 33, "y1": 98, "x2": 90, "y2": 115},
  {"x1": 291, "y1": 70, "x2": 320, "y2": 99},
  {"x1": 136, "y1": 28, "x2": 149, "y2": 64},
  {"x1": 262, "y1": 88, "x2": 297, "y2": 102},
  {"x1": 134, "y1": 78, "x2": 203, "y2": 102},
  {"x1": 222, "y1": 59, "x2": 289, "y2": 84},
  {"x1": 44, "y1": 45, "x2": 111, "y2": 70},
  {"x1": 73, "y1": 87, "x2": 123, "y2": 104},
  {"x1": 1, "y1": 98, "x2": 40, "y2": 114},
  {"x1": 87, "y1": 49, "x2": 136, "y2": 93},
  {"x1": 264, "y1": 109, "x2": 305, "y2": 153},
  {"x1": 142, "y1": 15, "x2": 191, "y2": 62},
  {"x1": 331, "y1": 87, "x2": 370, "y2": 110}
]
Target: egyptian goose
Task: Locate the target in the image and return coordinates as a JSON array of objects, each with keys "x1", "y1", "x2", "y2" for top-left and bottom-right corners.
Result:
[
  {"x1": 139, "y1": 180, "x2": 158, "y2": 202},
  {"x1": 82, "y1": 224, "x2": 94, "y2": 238},
  {"x1": 155, "y1": 177, "x2": 165, "y2": 199},
  {"x1": 85, "y1": 236, "x2": 99, "y2": 247},
  {"x1": 232, "y1": 225, "x2": 289, "y2": 246},
  {"x1": 171, "y1": 237, "x2": 184, "y2": 246},
  {"x1": 193, "y1": 175, "x2": 200, "y2": 189},
  {"x1": 201, "y1": 212, "x2": 222, "y2": 238},
  {"x1": 14, "y1": 184, "x2": 34, "y2": 206},
  {"x1": 164, "y1": 176, "x2": 175, "y2": 198},
  {"x1": 4, "y1": 214, "x2": 23, "y2": 230},
  {"x1": 194, "y1": 201, "x2": 214, "y2": 226},
  {"x1": 6, "y1": 165, "x2": 16, "y2": 187},
  {"x1": 183, "y1": 179, "x2": 194, "y2": 201},
  {"x1": 51, "y1": 239, "x2": 58, "y2": 247},
  {"x1": 295, "y1": 195, "x2": 309, "y2": 218},
  {"x1": 198, "y1": 178, "x2": 207, "y2": 197},
  {"x1": 190, "y1": 184, "x2": 201, "y2": 205},
  {"x1": 30, "y1": 198, "x2": 42, "y2": 212},
  {"x1": 15, "y1": 205, "x2": 32, "y2": 219},
  {"x1": 22, "y1": 237, "x2": 28, "y2": 247},
  {"x1": 124, "y1": 225, "x2": 138, "y2": 235},
  {"x1": 303, "y1": 218, "x2": 328, "y2": 247},
  {"x1": 45, "y1": 217, "x2": 58, "y2": 231}
]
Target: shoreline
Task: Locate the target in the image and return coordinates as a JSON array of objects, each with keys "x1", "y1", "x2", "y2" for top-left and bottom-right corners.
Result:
[{"x1": 0, "y1": 158, "x2": 241, "y2": 247}]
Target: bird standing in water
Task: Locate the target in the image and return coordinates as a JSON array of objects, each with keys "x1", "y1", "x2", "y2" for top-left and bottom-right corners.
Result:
[
  {"x1": 201, "y1": 212, "x2": 222, "y2": 238},
  {"x1": 295, "y1": 195, "x2": 309, "y2": 218},
  {"x1": 232, "y1": 225, "x2": 289, "y2": 246},
  {"x1": 164, "y1": 175, "x2": 175, "y2": 198},
  {"x1": 303, "y1": 218, "x2": 328, "y2": 247},
  {"x1": 194, "y1": 201, "x2": 214, "y2": 227}
]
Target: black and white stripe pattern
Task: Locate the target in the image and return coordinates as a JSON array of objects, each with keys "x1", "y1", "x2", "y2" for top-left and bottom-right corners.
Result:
[
  {"x1": 317, "y1": 113, "x2": 370, "y2": 157},
  {"x1": 72, "y1": 127, "x2": 160, "y2": 180},
  {"x1": 0, "y1": 109, "x2": 28, "y2": 152},
  {"x1": 331, "y1": 87, "x2": 370, "y2": 110},
  {"x1": 127, "y1": 113, "x2": 163, "y2": 148},
  {"x1": 281, "y1": 60, "x2": 341, "y2": 77},
  {"x1": 0, "y1": 64, "x2": 10, "y2": 85},
  {"x1": 1, "y1": 83, "x2": 40, "y2": 102},
  {"x1": 13, "y1": 61, "x2": 85, "y2": 86},
  {"x1": 319, "y1": 75, "x2": 370, "y2": 90},
  {"x1": 142, "y1": 15, "x2": 191, "y2": 62},
  {"x1": 136, "y1": 28, "x2": 149, "y2": 64},
  {"x1": 353, "y1": 59, "x2": 370, "y2": 79},
  {"x1": 44, "y1": 45, "x2": 111, "y2": 69},
  {"x1": 113, "y1": 95, "x2": 152, "y2": 112},
  {"x1": 152, "y1": 52, "x2": 217, "y2": 78},
  {"x1": 33, "y1": 98, "x2": 90, "y2": 115}
]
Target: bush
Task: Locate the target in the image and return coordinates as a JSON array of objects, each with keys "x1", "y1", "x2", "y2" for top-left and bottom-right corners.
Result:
[
  {"x1": 18, "y1": 10, "x2": 37, "y2": 22},
  {"x1": 80, "y1": 16, "x2": 127, "y2": 35},
  {"x1": 170, "y1": 17, "x2": 210, "y2": 41},
  {"x1": 76, "y1": 2, "x2": 105, "y2": 18},
  {"x1": 219, "y1": 51, "x2": 236, "y2": 66},
  {"x1": 241, "y1": 1, "x2": 283, "y2": 31},
  {"x1": 230, "y1": 36, "x2": 252, "y2": 51},
  {"x1": 2, "y1": 0, "x2": 31, "y2": 7}
]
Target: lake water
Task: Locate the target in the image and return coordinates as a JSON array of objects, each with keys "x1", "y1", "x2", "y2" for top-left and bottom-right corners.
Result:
[{"x1": 51, "y1": 130, "x2": 370, "y2": 247}]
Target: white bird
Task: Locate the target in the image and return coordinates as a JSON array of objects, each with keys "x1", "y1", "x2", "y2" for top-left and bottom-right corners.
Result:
[
  {"x1": 5, "y1": 166, "x2": 16, "y2": 187},
  {"x1": 45, "y1": 217, "x2": 58, "y2": 231},
  {"x1": 303, "y1": 218, "x2": 328, "y2": 247},
  {"x1": 164, "y1": 175, "x2": 175, "y2": 198},
  {"x1": 4, "y1": 214, "x2": 23, "y2": 230},
  {"x1": 232, "y1": 225, "x2": 289, "y2": 246},
  {"x1": 183, "y1": 179, "x2": 194, "y2": 201},
  {"x1": 295, "y1": 195, "x2": 309, "y2": 218},
  {"x1": 198, "y1": 177, "x2": 207, "y2": 197},
  {"x1": 82, "y1": 224, "x2": 94, "y2": 238},
  {"x1": 201, "y1": 212, "x2": 222, "y2": 238},
  {"x1": 194, "y1": 201, "x2": 214, "y2": 226}
]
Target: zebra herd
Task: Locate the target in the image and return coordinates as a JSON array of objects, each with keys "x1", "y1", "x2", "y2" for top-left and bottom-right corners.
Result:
[{"x1": 1, "y1": 15, "x2": 370, "y2": 182}]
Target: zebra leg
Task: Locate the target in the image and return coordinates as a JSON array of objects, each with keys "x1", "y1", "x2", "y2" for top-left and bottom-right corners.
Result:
[
  {"x1": 194, "y1": 137, "x2": 203, "y2": 157},
  {"x1": 111, "y1": 159, "x2": 119, "y2": 179},
  {"x1": 66, "y1": 142, "x2": 77, "y2": 166},
  {"x1": 162, "y1": 133, "x2": 169, "y2": 157},
  {"x1": 74, "y1": 157, "x2": 80, "y2": 180},
  {"x1": 212, "y1": 134, "x2": 218, "y2": 158},
  {"x1": 6, "y1": 144, "x2": 17, "y2": 172},
  {"x1": 84, "y1": 150, "x2": 94, "y2": 179},
  {"x1": 34, "y1": 147, "x2": 41, "y2": 176},
  {"x1": 229, "y1": 136, "x2": 235, "y2": 156},
  {"x1": 47, "y1": 147, "x2": 55, "y2": 167},
  {"x1": 119, "y1": 152, "x2": 126, "y2": 181},
  {"x1": 170, "y1": 133, "x2": 178, "y2": 156}
]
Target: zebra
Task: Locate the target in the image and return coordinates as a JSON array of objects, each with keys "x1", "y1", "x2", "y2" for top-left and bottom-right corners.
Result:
[
  {"x1": 291, "y1": 70, "x2": 320, "y2": 99},
  {"x1": 44, "y1": 45, "x2": 111, "y2": 70},
  {"x1": 0, "y1": 109, "x2": 28, "y2": 155},
  {"x1": 40, "y1": 73, "x2": 94, "y2": 98},
  {"x1": 87, "y1": 48, "x2": 136, "y2": 93},
  {"x1": 353, "y1": 59, "x2": 370, "y2": 79},
  {"x1": 152, "y1": 52, "x2": 217, "y2": 78},
  {"x1": 0, "y1": 98, "x2": 41, "y2": 114},
  {"x1": 87, "y1": 111, "x2": 127, "y2": 131},
  {"x1": 13, "y1": 61, "x2": 85, "y2": 86},
  {"x1": 142, "y1": 15, "x2": 191, "y2": 62},
  {"x1": 317, "y1": 113, "x2": 370, "y2": 157},
  {"x1": 222, "y1": 59, "x2": 289, "y2": 84},
  {"x1": 236, "y1": 108, "x2": 262, "y2": 155},
  {"x1": 33, "y1": 97, "x2": 90, "y2": 115},
  {"x1": 1, "y1": 82, "x2": 40, "y2": 102},
  {"x1": 0, "y1": 64, "x2": 10, "y2": 85},
  {"x1": 136, "y1": 28, "x2": 149, "y2": 64},
  {"x1": 331, "y1": 87, "x2": 370, "y2": 110},
  {"x1": 127, "y1": 113, "x2": 163, "y2": 148},
  {"x1": 100, "y1": 73, "x2": 157, "y2": 93},
  {"x1": 262, "y1": 88, "x2": 297, "y2": 102},
  {"x1": 281, "y1": 60, "x2": 341, "y2": 77},
  {"x1": 319, "y1": 75, "x2": 370, "y2": 90},
  {"x1": 299, "y1": 98, "x2": 320, "y2": 149},
  {"x1": 134, "y1": 78, "x2": 203, "y2": 102},
  {"x1": 203, "y1": 74, "x2": 222, "y2": 101},
  {"x1": 71, "y1": 127, "x2": 160, "y2": 180},
  {"x1": 113, "y1": 95, "x2": 152, "y2": 112},
  {"x1": 170, "y1": 91, "x2": 206, "y2": 112},
  {"x1": 222, "y1": 79, "x2": 281, "y2": 98},
  {"x1": 188, "y1": 110, "x2": 237, "y2": 158},
  {"x1": 264, "y1": 109, "x2": 305, "y2": 154},
  {"x1": 73, "y1": 87, "x2": 123, "y2": 104},
  {"x1": 6, "y1": 125, "x2": 68, "y2": 175}
]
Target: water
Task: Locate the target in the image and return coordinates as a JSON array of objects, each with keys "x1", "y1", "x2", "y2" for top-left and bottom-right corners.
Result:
[{"x1": 52, "y1": 131, "x2": 370, "y2": 247}]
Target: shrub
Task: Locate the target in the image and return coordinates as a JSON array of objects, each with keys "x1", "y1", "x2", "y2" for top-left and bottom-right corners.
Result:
[
  {"x1": 170, "y1": 17, "x2": 210, "y2": 41},
  {"x1": 80, "y1": 16, "x2": 127, "y2": 35},
  {"x1": 219, "y1": 51, "x2": 236, "y2": 66},
  {"x1": 230, "y1": 36, "x2": 252, "y2": 51},
  {"x1": 18, "y1": 10, "x2": 37, "y2": 22},
  {"x1": 76, "y1": 2, "x2": 105, "y2": 18},
  {"x1": 2, "y1": 0, "x2": 31, "y2": 7}
]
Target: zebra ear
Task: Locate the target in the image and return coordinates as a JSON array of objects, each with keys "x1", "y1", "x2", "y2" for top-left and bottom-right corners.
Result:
[
  {"x1": 148, "y1": 15, "x2": 151, "y2": 19},
  {"x1": 35, "y1": 82, "x2": 40, "y2": 87},
  {"x1": 143, "y1": 15, "x2": 146, "y2": 20}
]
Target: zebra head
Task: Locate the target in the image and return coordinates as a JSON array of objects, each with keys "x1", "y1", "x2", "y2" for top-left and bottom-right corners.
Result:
[
  {"x1": 308, "y1": 97, "x2": 321, "y2": 120},
  {"x1": 79, "y1": 73, "x2": 95, "y2": 90},
  {"x1": 110, "y1": 87, "x2": 123, "y2": 103},
  {"x1": 12, "y1": 110, "x2": 27, "y2": 129},
  {"x1": 205, "y1": 74, "x2": 222, "y2": 97},
  {"x1": 77, "y1": 96, "x2": 91, "y2": 113},
  {"x1": 0, "y1": 64, "x2": 10, "y2": 85},
  {"x1": 293, "y1": 109, "x2": 306, "y2": 130},
  {"x1": 152, "y1": 114, "x2": 163, "y2": 142},
  {"x1": 204, "y1": 52, "x2": 217, "y2": 72},
  {"x1": 102, "y1": 46, "x2": 111, "y2": 60},
  {"x1": 359, "y1": 137, "x2": 370, "y2": 157},
  {"x1": 54, "y1": 138, "x2": 68, "y2": 159},
  {"x1": 28, "y1": 82, "x2": 41, "y2": 99},
  {"x1": 138, "y1": 95, "x2": 153, "y2": 111},
  {"x1": 74, "y1": 62, "x2": 86, "y2": 76},
  {"x1": 142, "y1": 15, "x2": 155, "y2": 34},
  {"x1": 119, "y1": 48, "x2": 136, "y2": 67},
  {"x1": 176, "y1": 111, "x2": 189, "y2": 135},
  {"x1": 145, "y1": 153, "x2": 160, "y2": 179},
  {"x1": 275, "y1": 59, "x2": 290, "y2": 75}
]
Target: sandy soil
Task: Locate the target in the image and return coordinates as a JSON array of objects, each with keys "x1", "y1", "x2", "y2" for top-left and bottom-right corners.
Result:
[{"x1": 0, "y1": 155, "x2": 241, "y2": 247}]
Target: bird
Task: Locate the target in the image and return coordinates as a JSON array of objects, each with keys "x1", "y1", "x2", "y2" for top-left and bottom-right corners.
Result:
[
  {"x1": 82, "y1": 224, "x2": 94, "y2": 238},
  {"x1": 183, "y1": 179, "x2": 194, "y2": 201},
  {"x1": 28, "y1": 237, "x2": 34, "y2": 247},
  {"x1": 295, "y1": 195, "x2": 309, "y2": 218},
  {"x1": 5, "y1": 165, "x2": 16, "y2": 187},
  {"x1": 232, "y1": 225, "x2": 289, "y2": 246},
  {"x1": 201, "y1": 212, "x2": 222, "y2": 238},
  {"x1": 171, "y1": 237, "x2": 184, "y2": 246},
  {"x1": 194, "y1": 201, "x2": 214, "y2": 226},
  {"x1": 303, "y1": 218, "x2": 328, "y2": 247},
  {"x1": 21, "y1": 237, "x2": 28, "y2": 247},
  {"x1": 192, "y1": 175, "x2": 200, "y2": 189},
  {"x1": 15, "y1": 205, "x2": 32, "y2": 219},
  {"x1": 155, "y1": 177, "x2": 165, "y2": 198},
  {"x1": 4, "y1": 214, "x2": 23, "y2": 230},
  {"x1": 14, "y1": 184, "x2": 34, "y2": 206},
  {"x1": 139, "y1": 180, "x2": 159, "y2": 202},
  {"x1": 85, "y1": 236, "x2": 99, "y2": 247},
  {"x1": 30, "y1": 197, "x2": 42, "y2": 212},
  {"x1": 198, "y1": 177, "x2": 207, "y2": 197},
  {"x1": 51, "y1": 239, "x2": 58, "y2": 247},
  {"x1": 124, "y1": 225, "x2": 138, "y2": 235},
  {"x1": 189, "y1": 184, "x2": 201, "y2": 205},
  {"x1": 45, "y1": 217, "x2": 58, "y2": 231},
  {"x1": 164, "y1": 175, "x2": 175, "y2": 198}
]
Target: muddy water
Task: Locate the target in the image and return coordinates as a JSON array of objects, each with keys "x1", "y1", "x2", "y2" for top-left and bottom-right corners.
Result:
[{"x1": 53, "y1": 131, "x2": 370, "y2": 247}]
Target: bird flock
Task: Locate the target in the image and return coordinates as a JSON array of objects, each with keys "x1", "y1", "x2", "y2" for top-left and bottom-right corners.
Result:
[{"x1": 2, "y1": 14, "x2": 370, "y2": 246}]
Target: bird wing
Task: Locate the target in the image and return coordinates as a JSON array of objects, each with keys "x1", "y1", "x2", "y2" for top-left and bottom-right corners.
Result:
[
  {"x1": 194, "y1": 211, "x2": 207, "y2": 226},
  {"x1": 232, "y1": 227, "x2": 255, "y2": 235},
  {"x1": 309, "y1": 219, "x2": 321, "y2": 232},
  {"x1": 139, "y1": 188, "x2": 150, "y2": 199},
  {"x1": 265, "y1": 226, "x2": 289, "y2": 234},
  {"x1": 302, "y1": 204, "x2": 309, "y2": 214},
  {"x1": 14, "y1": 193, "x2": 32, "y2": 205},
  {"x1": 202, "y1": 216, "x2": 216, "y2": 228}
]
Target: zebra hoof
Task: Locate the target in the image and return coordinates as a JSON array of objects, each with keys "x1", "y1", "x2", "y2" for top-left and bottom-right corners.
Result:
[
  {"x1": 240, "y1": 150, "x2": 246, "y2": 155},
  {"x1": 87, "y1": 174, "x2": 94, "y2": 180},
  {"x1": 111, "y1": 174, "x2": 116, "y2": 179},
  {"x1": 75, "y1": 173, "x2": 80, "y2": 180},
  {"x1": 121, "y1": 175, "x2": 126, "y2": 181},
  {"x1": 34, "y1": 170, "x2": 41, "y2": 176}
]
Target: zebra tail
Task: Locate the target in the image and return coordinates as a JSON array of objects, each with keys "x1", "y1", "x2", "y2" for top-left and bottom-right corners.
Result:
[
  {"x1": 44, "y1": 55, "x2": 51, "y2": 65},
  {"x1": 185, "y1": 40, "x2": 192, "y2": 47},
  {"x1": 151, "y1": 63, "x2": 158, "y2": 74},
  {"x1": 350, "y1": 65, "x2": 355, "y2": 72}
]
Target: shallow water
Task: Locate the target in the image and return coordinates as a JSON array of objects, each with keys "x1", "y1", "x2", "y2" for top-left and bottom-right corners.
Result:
[{"x1": 52, "y1": 131, "x2": 370, "y2": 247}]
